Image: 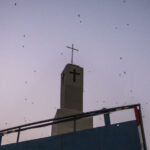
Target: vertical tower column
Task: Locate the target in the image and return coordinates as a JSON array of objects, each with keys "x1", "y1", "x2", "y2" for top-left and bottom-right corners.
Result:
[
  {"x1": 51, "y1": 64, "x2": 93, "y2": 136},
  {"x1": 61, "y1": 64, "x2": 83, "y2": 112}
]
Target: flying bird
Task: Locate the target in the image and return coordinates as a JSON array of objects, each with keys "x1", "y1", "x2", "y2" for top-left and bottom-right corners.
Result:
[
  {"x1": 130, "y1": 89, "x2": 133, "y2": 93},
  {"x1": 24, "y1": 98, "x2": 27, "y2": 101},
  {"x1": 77, "y1": 14, "x2": 80, "y2": 17},
  {"x1": 115, "y1": 26, "x2": 118, "y2": 30}
]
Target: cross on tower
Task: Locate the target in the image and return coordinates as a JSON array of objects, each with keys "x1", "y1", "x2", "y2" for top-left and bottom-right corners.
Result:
[
  {"x1": 70, "y1": 69, "x2": 80, "y2": 82},
  {"x1": 66, "y1": 44, "x2": 79, "y2": 64}
]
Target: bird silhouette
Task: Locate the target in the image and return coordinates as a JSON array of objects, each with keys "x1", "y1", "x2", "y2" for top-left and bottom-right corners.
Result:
[
  {"x1": 130, "y1": 89, "x2": 133, "y2": 93},
  {"x1": 115, "y1": 26, "x2": 118, "y2": 30},
  {"x1": 24, "y1": 98, "x2": 27, "y2": 101}
]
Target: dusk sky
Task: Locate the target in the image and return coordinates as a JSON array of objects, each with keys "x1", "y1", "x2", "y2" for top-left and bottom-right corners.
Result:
[{"x1": 0, "y1": 0, "x2": 150, "y2": 148}]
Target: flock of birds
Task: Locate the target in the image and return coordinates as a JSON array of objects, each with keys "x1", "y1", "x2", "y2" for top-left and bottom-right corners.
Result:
[
  {"x1": 118, "y1": 57, "x2": 127, "y2": 77},
  {"x1": 77, "y1": 14, "x2": 82, "y2": 23},
  {"x1": 2, "y1": 0, "x2": 149, "y2": 144},
  {"x1": 115, "y1": 23, "x2": 130, "y2": 30}
]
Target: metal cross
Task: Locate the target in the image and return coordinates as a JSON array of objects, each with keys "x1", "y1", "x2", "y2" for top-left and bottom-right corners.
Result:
[
  {"x1": 66, "y1": 44, "x2": 79, "y2": 64},
  {"x1": 70, "y1": 69, "x2": 80, "y2": 82}
]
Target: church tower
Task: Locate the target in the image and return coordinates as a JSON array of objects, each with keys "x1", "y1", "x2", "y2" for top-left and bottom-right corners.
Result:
[
  {"x1": 51, "y1": 45, "x2": 93, "y2": 136},
  {"x1": 60, "y1": 64, "x2": 83, "y2": 112}
]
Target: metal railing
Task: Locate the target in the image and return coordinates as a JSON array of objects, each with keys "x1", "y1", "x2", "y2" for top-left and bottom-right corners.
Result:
[{"x1": 0, "y1": 104, "x2": 147, "y2": 150}]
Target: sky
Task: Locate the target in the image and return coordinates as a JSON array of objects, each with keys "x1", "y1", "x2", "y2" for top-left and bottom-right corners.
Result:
[{"x1": 0, "y1": 0, "x2": 150, "y2": 148}]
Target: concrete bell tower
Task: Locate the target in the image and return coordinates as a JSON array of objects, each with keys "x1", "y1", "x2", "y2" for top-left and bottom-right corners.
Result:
[
  {"x1": 51, "y1": 45, "x2": 93, "y2": 136},
  {"x1": 61, "y1": 64, "x2": 83, "y2": 112}
]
